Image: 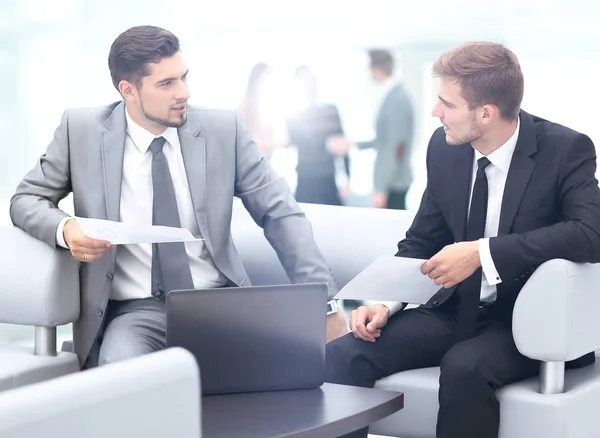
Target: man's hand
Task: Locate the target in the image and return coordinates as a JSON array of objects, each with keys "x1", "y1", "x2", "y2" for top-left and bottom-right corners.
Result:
[
  {"x1": 421, "y1": 241, "x2": 480, "y2": 288},
  {"x1": 372, "y1": 192, "x2": 387, "y2": 209},
  {"x1": 350, "y1": 304, "x2": 390, "y2": 342},
  {"x1": 63, "y1": 219, "x2": 112, "y2": 263},
  {"x1": 327, "y1": 135, "x2": 352, "y2": 156},
  {"x1": 326, "y1": 309, "x2": 349, "y2": 343}
]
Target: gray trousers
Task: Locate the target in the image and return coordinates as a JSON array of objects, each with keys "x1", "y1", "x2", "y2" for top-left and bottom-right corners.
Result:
[{"x1": 98, "y1": 298, "x2": 166, "y2": 366}]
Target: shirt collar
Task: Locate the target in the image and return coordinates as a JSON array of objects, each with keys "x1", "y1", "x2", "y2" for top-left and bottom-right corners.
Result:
[
  {"x1": 125, "y1": 107, "x2": 179, "y2": 154},
  {"x1": 474, "y1": 116, "x2": 520, "y2": 175}
]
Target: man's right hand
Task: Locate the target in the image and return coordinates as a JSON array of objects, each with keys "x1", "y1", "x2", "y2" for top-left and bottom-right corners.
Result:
[
  {"x1": 350, "y1": 304, "x2": 390, "y2": 342},
  {"x1": 63, "y1": 219, "x2": 112, "y2": 263}
]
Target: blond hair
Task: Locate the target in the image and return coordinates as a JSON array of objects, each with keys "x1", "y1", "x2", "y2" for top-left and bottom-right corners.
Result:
[{"x1": 432, "y1": 42, "x2": 523, "y2": 121}]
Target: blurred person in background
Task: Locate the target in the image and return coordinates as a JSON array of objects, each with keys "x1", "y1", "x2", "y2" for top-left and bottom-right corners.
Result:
[
  {"x1": 286, "y1": 66, "x2": 351, "y2": 205},
  {"x1": 330, "y1": 49, "x2": 414, "y2": 209},
  {"x1": 239, "y1": 62, "x2": 285, "y2": 158}
]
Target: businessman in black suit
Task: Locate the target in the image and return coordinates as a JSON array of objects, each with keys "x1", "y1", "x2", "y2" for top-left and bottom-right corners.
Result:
[{"x1": 326, "y1": 41, "x2": 600, "y2": 438}]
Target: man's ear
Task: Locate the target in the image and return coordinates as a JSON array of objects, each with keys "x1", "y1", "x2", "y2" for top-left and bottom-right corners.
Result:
[
  {"x1": 118, "y1": 80, "x2": 137, "y2": 101},
  {"x1": 480, "y1": 104, "x2": 498, "y2": 126}
]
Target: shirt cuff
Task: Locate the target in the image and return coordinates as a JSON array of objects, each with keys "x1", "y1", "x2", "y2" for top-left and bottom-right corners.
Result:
[
  {"x1": 56, "y1": 217, "x2": 73, "y2": 249},
  {"x1": 374, "y1": 301, "x2": 403, "y2": 317},
  {"x1": 479, "y1": 238, "x2": 502, "y2": 286}
]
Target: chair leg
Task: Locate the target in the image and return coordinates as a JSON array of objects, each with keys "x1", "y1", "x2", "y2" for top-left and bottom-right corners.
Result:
[
  {"x1": 539, "y1": 361, "x2": 564, "y2": 394},
  {"x1": 34, "y1": 326, "x2": 57, "y2": 357}
]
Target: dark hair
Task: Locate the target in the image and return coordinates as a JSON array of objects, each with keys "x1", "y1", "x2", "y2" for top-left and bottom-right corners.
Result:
[
  {"x1": 108, "y1": 25, "x2": 180, "y2": 91},
  {"x1": 432, "y1": 42, "x2": 524, "y2": 121},
  {"x1": 368, "y1": 49, "x2": 394, "y2": 76}
]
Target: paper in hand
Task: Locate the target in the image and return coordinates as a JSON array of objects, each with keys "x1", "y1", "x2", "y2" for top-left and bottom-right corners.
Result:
[
  {"x1": 76, "y1": 217, "x2": 204, "y2": 245},
  {"x1": 334, "y1": 255, "x2": 441, "y2": 304}
]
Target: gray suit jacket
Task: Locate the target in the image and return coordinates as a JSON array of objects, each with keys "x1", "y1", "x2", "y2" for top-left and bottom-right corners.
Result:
[
  {"x1": 359, "y1": 83, "x2": 414, "y2": 193},
  {"x1": 10, "y1": 101, "x2": 336, "y2": 366}
]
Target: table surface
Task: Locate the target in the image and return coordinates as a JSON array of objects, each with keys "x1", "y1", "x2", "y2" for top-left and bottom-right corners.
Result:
[{"x1": 202, "y1": 382, "x2": 404, "y2": 438}]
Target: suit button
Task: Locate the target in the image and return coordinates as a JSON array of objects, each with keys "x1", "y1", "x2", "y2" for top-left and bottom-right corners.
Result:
[
  {"x1": 106, "y1": 273, "x2": 113, "y2": 281},
  {"x1": 96, "y1": 309, "x2": 103, "y2": 317}
]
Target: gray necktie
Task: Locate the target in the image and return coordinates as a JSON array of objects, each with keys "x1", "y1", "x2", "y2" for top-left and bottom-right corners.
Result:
[{"x1": 150, "y1": 137, "x2": 194, "y2": 299}]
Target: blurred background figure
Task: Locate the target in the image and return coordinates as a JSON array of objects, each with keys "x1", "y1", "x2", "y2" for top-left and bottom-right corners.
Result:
[
  {"x1": 286, "y1": 66, "x2": 351, "y2": 205},
  {"x1": 238, "y1": 62, "x2": 285, "y2": 159},
  {"x1": 331, "y1": 49, "x2": 414, "y2": 209},
  {"x1": 362, "y1": 49, "x2": 414, "y2": 209}
]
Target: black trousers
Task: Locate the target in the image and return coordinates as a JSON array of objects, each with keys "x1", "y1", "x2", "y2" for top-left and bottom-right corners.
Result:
[
  {"x1": 387, "y1": 189, "x2": 407, "y2": 210},
  {"x1": 325, "y1": 299, "x2": 539, "y2": 438}
]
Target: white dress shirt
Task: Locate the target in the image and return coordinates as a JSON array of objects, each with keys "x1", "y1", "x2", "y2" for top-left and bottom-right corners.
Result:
[
  {"x1": 57, "y1": 109, "x2": 228, "y2": 300},
  {"x1": 381, "y1": 118, "x2": 521, "y2": 315}
]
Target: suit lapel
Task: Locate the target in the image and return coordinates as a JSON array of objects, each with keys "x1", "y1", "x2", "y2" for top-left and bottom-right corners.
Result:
[
  {"x1": 498, "y1": 110, "x2": 538, "y2": 235},
  {"x1": 178, "y1": 118, "x2": 209, "y2": 246},
  {"x1": 453, "y1": 144, "x2": 475, "y2": 242},
  {"x1": 100, "y1": 102, "x2": 126, "y2": 222}
]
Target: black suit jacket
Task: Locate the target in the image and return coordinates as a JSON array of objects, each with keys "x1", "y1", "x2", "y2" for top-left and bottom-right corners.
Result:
[{"x1": 397, "y1": 110, "x2": 600, "y2": 317}]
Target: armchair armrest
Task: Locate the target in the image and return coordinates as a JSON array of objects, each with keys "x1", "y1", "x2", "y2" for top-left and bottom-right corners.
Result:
[
  {"x1": 0, "y1": 347, "x2": 201, "y2": 438},
  {"x1": 512, "y1": 259, "x2": 600, "y2": 394},
  {"x1": 513, "y1": 259, "x2": 600, "y2": 362},
  {"x1": 0, "y1": 226, "x2": 79, "y2": 355}
]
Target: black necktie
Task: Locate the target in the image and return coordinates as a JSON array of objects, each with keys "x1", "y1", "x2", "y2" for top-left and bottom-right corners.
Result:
[
  {"x1": 455, "y1": 157, "x2": 491, "y2": 341},
  {"x1": 149, "y1": 137, "x2": 194, "y2": 299}
]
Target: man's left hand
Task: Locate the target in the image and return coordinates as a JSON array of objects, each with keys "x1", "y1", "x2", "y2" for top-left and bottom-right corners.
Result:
[
  {"x1": 326, "y1": 309, "x2": 349, "y2": 343},
  {"x1": 421, "y1": 241, "x2": 481, "y2": 289}
]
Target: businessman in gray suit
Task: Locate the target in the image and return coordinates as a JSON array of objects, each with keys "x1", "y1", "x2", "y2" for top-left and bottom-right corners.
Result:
[{"x1": 10, "y1": 25, "x2": 347, "y2": 368}]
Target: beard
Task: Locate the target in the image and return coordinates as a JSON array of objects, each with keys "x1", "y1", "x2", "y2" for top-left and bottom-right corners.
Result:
[
  {"x1": 140, "y1": 98, "x2": 187, "y2": 128},
  {"x1": 446, "y1": 113, "x2": 483, "y2": 145}
]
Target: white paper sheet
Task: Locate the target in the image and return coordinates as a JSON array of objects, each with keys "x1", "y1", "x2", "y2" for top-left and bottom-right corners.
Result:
[
  {"x1": 334, "y1": 255, "x2": 442, "y2": 304},
  {"x1": 76, "y1": 218, "x2": 204, "y2": 245}
]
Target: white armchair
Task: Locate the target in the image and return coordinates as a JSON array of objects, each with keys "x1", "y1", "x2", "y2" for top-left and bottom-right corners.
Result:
[{"x1": 0, "y1": 226, "x2": 80, "y2": 391}]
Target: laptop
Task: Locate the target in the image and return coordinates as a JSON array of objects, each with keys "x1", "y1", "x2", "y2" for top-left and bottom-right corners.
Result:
[{"x1": 166, "y1": 283, "x2": 327, "y2": 395}]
